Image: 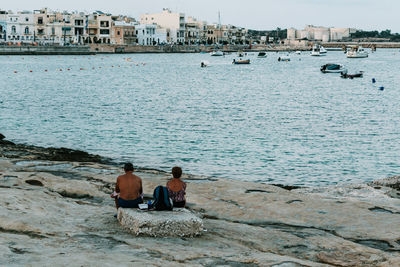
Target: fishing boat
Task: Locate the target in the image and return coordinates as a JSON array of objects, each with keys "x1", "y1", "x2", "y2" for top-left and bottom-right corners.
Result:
[
  {"x1": 341, "y1": 71, "x2": 364, "y2": 79},
  {"x1": 310, "y1": 44, "x2": 327, "y2": 56},
  {"x1": 210, "y1": 50, "x2": 224, "y2": 56},
  {"x1": 257, "y1": 51, "x2": 267, "y2": 58},
  {"x1": 320, "y1": 63, "x2": 347, "y2": 73},
  {"x1": 346, "y1": 46, "x2": 368, "y2": 58},
  {"x1": 232, "y1": 58, "x2": 250, "y2": 64}
]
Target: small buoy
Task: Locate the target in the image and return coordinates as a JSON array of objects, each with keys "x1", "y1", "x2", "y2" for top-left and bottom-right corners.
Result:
[
  {"x1": 59, "y1": 69, "x2": 62, "y2": 71},
  {"x1": 80, "y1": 68, "x2": 84, "y2": 70},
  {"x1": 379, "y1": 86, "x2": 384, "y2": 91},
  {"x1": 29, "y1": 70, "x2": 32, "y2": 72},
  {"x1": 44, "y1": 70, "x2": 48, "y2": 72},
  {"x1": 372, "y1": 78, "x2": 376, "y2": 83},
  {"x1": 67, "y1": 68, "x2": 70, "y2": 71},
  {"x1": 14, "y1": 71, "x2": 17, "y2": 73}
]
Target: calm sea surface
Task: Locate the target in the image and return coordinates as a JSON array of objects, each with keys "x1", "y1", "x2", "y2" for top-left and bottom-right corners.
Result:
[{"x1": 1, "y1": 50, "x2": 399, "y2": 186}]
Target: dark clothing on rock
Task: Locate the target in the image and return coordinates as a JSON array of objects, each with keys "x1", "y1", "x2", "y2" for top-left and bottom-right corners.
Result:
[
  {"x1": 118, "y1": 196, "x2": 143, "y2": 208},
  {"x1": 173, "y1": 201, "x2": 186, "y2": 208}
]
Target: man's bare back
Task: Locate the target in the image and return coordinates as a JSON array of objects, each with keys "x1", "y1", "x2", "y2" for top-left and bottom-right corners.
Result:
[{"x1": 116, "y1": 172, "x2": 143, "y2": 200}]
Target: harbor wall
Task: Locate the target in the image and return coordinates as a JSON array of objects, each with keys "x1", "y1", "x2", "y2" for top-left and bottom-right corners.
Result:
[{"x1": 0, "y1": 45, "x2": 94, "y2": 55}]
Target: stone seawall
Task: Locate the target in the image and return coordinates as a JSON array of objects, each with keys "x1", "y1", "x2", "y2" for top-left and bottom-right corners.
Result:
[{"x1": 0, "y1": 45, "x2": 94, "y2": 55}]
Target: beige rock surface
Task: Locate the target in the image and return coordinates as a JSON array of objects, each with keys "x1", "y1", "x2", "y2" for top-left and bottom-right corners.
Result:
[
  {"x1": 118, "y1": 208, "x2": 203, "y2": 237},
  {"x1": 1, "y1": 153, "x2": 399, "y2": 266}
]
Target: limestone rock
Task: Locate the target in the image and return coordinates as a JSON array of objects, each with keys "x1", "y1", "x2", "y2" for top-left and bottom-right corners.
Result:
[{"x1": 118, "y1": 208, "x2": 203, "y2": 237}]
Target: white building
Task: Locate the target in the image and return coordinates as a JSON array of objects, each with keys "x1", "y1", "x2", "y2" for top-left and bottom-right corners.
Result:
[
  {"x1": 287, "y1": 25, "x2": 357, "y2": 42},
  {"x1": 140, "y1": 8, "x2": 185, "y2": 44},
  {"x1": 6, "y1": 11, "x2": 35, "y2": 43},
  {"x1": 135, "y1": 24, "x2": 157, "y2": 45}
]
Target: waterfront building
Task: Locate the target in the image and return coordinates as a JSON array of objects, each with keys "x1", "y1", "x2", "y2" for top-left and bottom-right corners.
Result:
[
  {"x1": 287, "y1": 25, "x2": 357, "y2": 42},
  {"x1": 86, "y1": 11, "x2": 112, "y2": 44},
  {"x1": 111, "y1": 21, "x2": 137, "y2": 45},
  {"x1": 0, "y1": 10, "x2": 7, "y2": 41},
  {"x1": 135, "y1": 23, "x2": 157, "y2": 45},
  {"x1": 140, "y1": 8, "x2": 185, "y2": 44},
  {"x1": 185, "y1": 17, "x2": 203, "y2": 45},
  {"x1": 6, "y1": 11, "x2": 35, "y2": 44}
]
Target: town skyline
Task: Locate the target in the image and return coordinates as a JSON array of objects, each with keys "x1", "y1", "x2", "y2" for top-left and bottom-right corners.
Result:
[{"x1": 2, "y1": 0, "x2": 399, "y2": 33}]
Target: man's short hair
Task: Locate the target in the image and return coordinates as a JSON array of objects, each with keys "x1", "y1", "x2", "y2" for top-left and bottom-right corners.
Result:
[
  {"x1": 124, "y1": 163, "x2": 134, "y2": 172},
  {"x1": 172, "y1": 166, "x2": 182, "y2": 178}
]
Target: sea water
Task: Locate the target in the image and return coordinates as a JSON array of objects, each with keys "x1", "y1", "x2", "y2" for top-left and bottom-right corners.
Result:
[{"x1": 1, "y1": 50, "x2": 399, "y2": 186}]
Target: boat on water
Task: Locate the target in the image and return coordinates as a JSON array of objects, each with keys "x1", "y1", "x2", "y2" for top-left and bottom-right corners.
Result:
[
  {"x1": 295, "y1": 51, "x2": 301, "y2": 55},
  {"x1": 347, "y1": 46, "x2": 368, "y2": 58},
  {"x1": 320, "y1": 63, "x2": 347, "y2": 73},
  {"x1": 210, "y1": 50, "x2": 224, "y2": 56},
  {"x1": 310, "y1": 44, "x2": 327, "y2": 56},
  {"x1": 278, "y1": 55, "x2": 290, "y2": 62},
  {"x1": 257, "y1": 51, "x2": 267, "y2": 58},
  {"x1": 341, "y1": 71, "x2": 364, "y2": 79},
  {"x1": 201, "y1": 61, "x2": 210, "y2": 67},
  {"x1": 232, "y1": 58, "x2": 250, "y2": 64}
]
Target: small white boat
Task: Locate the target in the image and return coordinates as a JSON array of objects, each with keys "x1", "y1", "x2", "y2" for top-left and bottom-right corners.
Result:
[
  {"x1": 201, "y1": 61, "x2": 210, "y2": 67},
  {"x1": 278, "y1": 55, "x2": 290, "y2": 62},
  {"x1": 311, "y1": 44, "x2": 326, "y2": 56},
  {"x1": 295, "y1": 51, "x2": 301, "y2": 55},
  {"x1": 347, "y1": 46, "x2": 368, "y2": 58},
  {"x1": 210, "y1": 50, "x2": 224, "y2": 56},
  {"x1": 257, "y1": 51, "x2": 267, "y2": 58},
  {"x1": 320, "y1": 63, "x2": 347, "y2": 73}
]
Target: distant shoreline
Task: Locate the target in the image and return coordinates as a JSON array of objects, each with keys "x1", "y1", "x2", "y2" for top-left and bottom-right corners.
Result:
[{"x1": 1, "y1": 42, "x2": 399, "y2": 55}]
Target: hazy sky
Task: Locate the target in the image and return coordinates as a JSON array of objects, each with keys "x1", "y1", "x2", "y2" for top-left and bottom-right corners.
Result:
[{"x1": 2, "y1": 0, "x2": 399, "y2": 32}]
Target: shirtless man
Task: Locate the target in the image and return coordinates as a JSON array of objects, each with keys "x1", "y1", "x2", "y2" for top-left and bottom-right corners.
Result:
[{"x1": 112, "y1": 163, "x2": 143, "y2": 209}]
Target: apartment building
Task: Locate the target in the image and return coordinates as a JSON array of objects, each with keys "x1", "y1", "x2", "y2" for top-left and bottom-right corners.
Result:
[
  {"x1": 287, "y1": 25, "x2": 357, "y2": 42},
  {"x1": 112, "y1": 21, "x2": 137, "y2": 45},
  {"x1": 140, "y1": 8, "x2": 185, "y2": 44},
  {"x1": 0, "y1": 11, "x2": 7, "y2": 41}
]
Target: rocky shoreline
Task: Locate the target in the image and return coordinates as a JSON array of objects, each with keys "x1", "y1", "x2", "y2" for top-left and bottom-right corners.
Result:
[{"x1": 0, "y1": 135, "x2": 399, "y2": 266}]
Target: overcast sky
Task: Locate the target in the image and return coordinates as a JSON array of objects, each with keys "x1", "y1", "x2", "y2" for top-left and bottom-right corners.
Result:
[{"x1": 2, "y1": 0, "x2": 399, "y2": 32}]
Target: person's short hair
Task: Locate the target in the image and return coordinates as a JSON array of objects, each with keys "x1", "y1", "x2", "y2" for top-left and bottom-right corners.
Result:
[
  {"x1": 124, "y1": 163, "x2": 134, "y2": 172},
  {"x1": 172, "y1": 166, "x2": 182, "y2": 178}
]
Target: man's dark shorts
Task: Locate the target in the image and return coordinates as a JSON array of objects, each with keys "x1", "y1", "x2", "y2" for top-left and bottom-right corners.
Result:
[{"x1": 118, "y1": 197, "x2": 143, "y2": 208}]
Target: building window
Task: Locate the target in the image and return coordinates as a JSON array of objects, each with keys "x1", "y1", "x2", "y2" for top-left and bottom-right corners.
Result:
[
  {"x1": 100, "y1": 29, "x2": 109, "y2": 35},
  {"x1": 117, "y1": 31, "x2": 120, "y2": 36},
  {"x1": 11, "y1": 26, "x2": 16, "y2": 34},
  {"x1": 38, "y1": 17, "x2": 43, "y2": 24},
  {"x1": 100, "y1": 21, "x2": 109, "y2": 27},
  {"x1": 52, "y1": 28, "x2": 55, "y2": 35},
  {"x1": 25, "y1": 27, "x2": 29, "y2": 34},
  {"x1": 25, "y1": 17, "x2": 29, "y2": 22}
]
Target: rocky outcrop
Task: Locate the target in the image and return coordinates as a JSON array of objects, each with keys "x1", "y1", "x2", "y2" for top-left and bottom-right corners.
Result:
[
  {"x1": 118, "y1": 208, "x2": 203, "y2": 237},
  {"x1": 0, "y1": 142, "x2": 399, "y2": 266},
  {"x1": 0, "y1": 136, "x2": 107, "y2": 163}
]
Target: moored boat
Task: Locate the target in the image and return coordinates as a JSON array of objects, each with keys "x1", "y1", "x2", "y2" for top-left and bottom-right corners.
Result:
[
  {"x1": 311, "y1": 44, "x2": 327, "y2": 56},
  {"x1": 347, "y1": 46, "x2": 368, "y2": 58},
  {"x1": 210, "y1": 50, "x2": 224, "y2": 56},
  {"x1": 341, "y1": 71, "x2": 364, "y2": 79},
  {"x1": 278, "y1": 55, "x2": 290, "y2": 62},
  {"x1": 320, "y1": 63, "x2": 347, "y2": 73},
  {"x1": 232, "y1": 58, "x2": 250, "y2": 64},
  {"x1": 257, "y1": 51, "x2": 267, "y2": 58}
]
